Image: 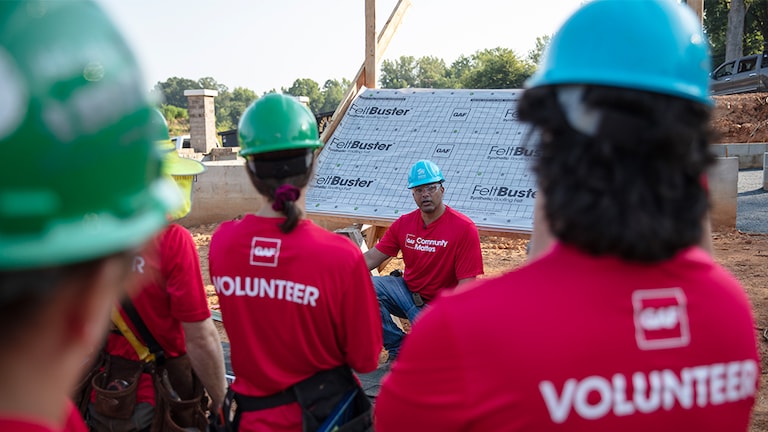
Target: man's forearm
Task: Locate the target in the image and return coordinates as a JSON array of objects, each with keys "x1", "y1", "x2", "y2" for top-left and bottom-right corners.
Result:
[{"x1": 183, "y1": 319, "x2": 227, "y2": 410}]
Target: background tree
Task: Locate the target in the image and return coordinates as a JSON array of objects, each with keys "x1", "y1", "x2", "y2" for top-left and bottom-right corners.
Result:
[
  {"x1": 284, "y1": 78, "x2": 323, "y2": 113},
  {"x1": 705, "y1": 0, "x2": 765, "y2": 67},
  {"x1": 414, "y1": 56, "x2": 454, "y2": 88},
  {"x1": 460, "y1": 47, "x2": 536, "y2": 89},
  {"x1": 154, "y1": 77, "x2": 200, "y2": 108},
  {"x1": 527, "y1": 35, "x2": 551, "y2": 66},
  {"x1": 447, "y1": 55, "x2": 473, "y2": 86},
  {"x1": 750, "y1": 0, "x2": 767, "y2": 52},
  {"x1": 217, "y1": 87, "x2": 258, "y2": 131},
  {"x1": 159, "y1": 104, "x2": 188, "y2": 137},
  {"x1": 380, "y1": 56, "x2": 418, "y2": 88},
  {"x1": 726, "y1": 0, "x2": 748, "y2": 60},
  {"x1": 317, "y1": 79, "x2": 349, "y2": 113}
]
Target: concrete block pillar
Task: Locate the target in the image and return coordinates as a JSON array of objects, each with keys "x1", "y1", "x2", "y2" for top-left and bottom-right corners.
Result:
[
  {"x1": 184, "y1": 89, "x2": 218, "y2": 153},
  {"x1": 707, "y1": 156, "x2": 739, "y2": 230}
]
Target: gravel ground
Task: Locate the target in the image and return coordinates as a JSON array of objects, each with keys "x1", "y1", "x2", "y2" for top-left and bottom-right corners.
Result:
[{"x1": 737, "y1": 169, "x2": 768, "y2": 234}]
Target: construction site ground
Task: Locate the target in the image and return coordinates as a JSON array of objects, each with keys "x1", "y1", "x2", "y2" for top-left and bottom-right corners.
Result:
[{"x1": 190, "y1": 92, "x2": 768, "y2": 431}]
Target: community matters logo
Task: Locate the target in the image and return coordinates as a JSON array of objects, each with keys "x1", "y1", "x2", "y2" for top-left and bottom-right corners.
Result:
[{"x1": 250, "y1": 237, "x2": 281, "y2": 267}]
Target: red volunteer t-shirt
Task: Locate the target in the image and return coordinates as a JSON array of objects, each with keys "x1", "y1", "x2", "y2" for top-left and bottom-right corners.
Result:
[
  {"x1": 105, "y1": 224, "x2": 211, "y2": 404},
  {"x1": 375, "y1": 243, "x2": 760, "y2": 431},
  {"x1": 209, "y1": 215, "x2": 383, "y2": 432},
  {"x1": 0, "y1": 400, "x2": 88, "y2": 432},
  {"x1": 374, "y1": 205, "x2": 484, "y2": 301}
]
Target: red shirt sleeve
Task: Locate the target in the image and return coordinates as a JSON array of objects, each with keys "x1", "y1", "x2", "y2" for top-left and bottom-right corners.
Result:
[
  {"x1": 454, "y1": 221, "x2": 484, "y2": 280},
  {"x1": 375, "y1": 218, "x2": 402, "y2": 257},
  {"x1": 161, "y1": 224, "x2": 210, "y2": 323}
]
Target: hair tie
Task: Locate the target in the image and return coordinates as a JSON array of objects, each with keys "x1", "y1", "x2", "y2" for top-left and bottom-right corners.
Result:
[{"x1": 272, "y1": 184, "x2": 301, "y2": 212}]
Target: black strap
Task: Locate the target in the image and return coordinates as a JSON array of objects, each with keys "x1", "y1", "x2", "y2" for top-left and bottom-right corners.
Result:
[
  {"x1": 120, "y1": 297, "x2": 166, "y2": 365},
  {"x1": 234, "y1": 389, "x2": 297, "y2": 411}
]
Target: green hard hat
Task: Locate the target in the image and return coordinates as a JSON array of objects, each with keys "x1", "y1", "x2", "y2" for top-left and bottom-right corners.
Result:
[
  {"x1": 525, "y1": 0, "x2": 712, "y2": 105},
  {"x1": 150, "y1": 108, "x2": 171, "y2": 141},
  {"x1": 0, "y1": 1, "x2": 179, "y2": 269},
  {"x1": 238, "y1": 93, "x2": 323, "y2": 157}
]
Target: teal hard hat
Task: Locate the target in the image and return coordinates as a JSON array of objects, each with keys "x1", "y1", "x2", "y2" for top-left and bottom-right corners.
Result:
[
  {"x1": 238, "y1": 93, "x2": 323, "y2": 157},
  {"x1": 0, "y1": 1, "x2": 179, "y2": 269},
  {"x1": 525, "y1": 0, "x2": 712, "y2": 105},
  {"x1": 408, "y1": 160, "x2": 444, "y2": 189}
]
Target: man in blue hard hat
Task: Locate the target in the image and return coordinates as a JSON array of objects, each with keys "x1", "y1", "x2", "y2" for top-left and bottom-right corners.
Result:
[
  {"x1": 364, "y1": 159, "x2": 484, "y2": 367},
  {"x1": 375, "y1": 1, "x2": 760, "y2": 430}
]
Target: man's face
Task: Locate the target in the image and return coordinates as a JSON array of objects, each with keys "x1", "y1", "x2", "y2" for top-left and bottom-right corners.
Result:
[{"x1": 411, "y1": 182, "x2": 444, "y2": 214}]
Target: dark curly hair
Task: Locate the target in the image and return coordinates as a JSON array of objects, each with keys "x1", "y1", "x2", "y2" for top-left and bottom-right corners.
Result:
[
  {"x1": 246, "y1": 148, "x2": 315, "y2": 233},
  {"x1": 518, "y1": 85, "x2": 716, "y2": 262}
]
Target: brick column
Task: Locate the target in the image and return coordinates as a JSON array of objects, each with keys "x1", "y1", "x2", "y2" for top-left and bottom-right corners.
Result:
[{"x1": 184, "y1": 89, "x2": 218, "y2": 153}]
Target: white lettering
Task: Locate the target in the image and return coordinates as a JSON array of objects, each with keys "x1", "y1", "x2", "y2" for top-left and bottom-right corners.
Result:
[
  {"x1": 612, "y1": 374, "x2": 635, "y2": 416},
  {"x1": 539, "y1": 380, "x2": 577, "y2": 424},
  {"x1": 710, "y1": 363, "x2": 726, "y2": 405},
  {"x1": 633, "y1": 371, "x2": 661, "y2": 413},
  {"x1": 639, "y1": 306, "x2": 679, "y2": 330},
  {"x1": 573, "y1": 376, "x2": 612, "y2": 420},
  {"x1": 539, "y1": 360, "x2": 758, "y2": 424},
  {"x1": 212, "y1": 275, "x2": 320, "y2": 307},
  {"x1": 304, "y1": 286, "x2": 319, "y2": 306},
  {"x1": 293, "y1": 283, "x2": 305, "y2": 304},
  {"x1": 132, "y1": 256, "x2": 145, "y2": 274},
  {"x1": 662, "y1": 369, "x2": 692, "y2": 410},
  {"x1": 253, "y1": 246, "x2": 277, "y2": 257}
]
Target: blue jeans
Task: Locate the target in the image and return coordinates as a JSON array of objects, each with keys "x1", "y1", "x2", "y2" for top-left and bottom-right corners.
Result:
[{"x1": 372, "y1": 275, "x2": 425, "y2": 359}]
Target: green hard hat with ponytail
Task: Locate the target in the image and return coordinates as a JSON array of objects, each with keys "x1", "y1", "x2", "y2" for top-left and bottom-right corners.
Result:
[
  {"x1": 0, "y1": 1, "x2": 179, "y2": 269},
  {"x1": 238, "y1": 93, "x2": 323, "y2": 157}
]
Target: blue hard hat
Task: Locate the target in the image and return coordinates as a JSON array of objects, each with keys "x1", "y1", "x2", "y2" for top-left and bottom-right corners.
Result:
[
  {"x1": 408, "y1": 160, "x2": 444, "y2": 189},
  {"x1": 525, "y1": 0, "x2": 712, "y2": 105}
]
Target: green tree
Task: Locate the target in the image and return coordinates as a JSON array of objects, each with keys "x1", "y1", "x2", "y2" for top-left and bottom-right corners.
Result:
[
  {"x1": 447, "y1": 55, "x2": 473, "y2": 85},
  {"x1": 197, "y1": 77, "x2": 228, "y2": 94},
  {"x1": 748, "y1": 0, "x2": 767, "y2": 51},
  {"x1": 158, "y1": 104, "x2": 188, "y2": 136},
  {"x1": 217, "y1": 87, "x2": 257, "y2": 131},
  {"x1": 460, "y1": 48, "x2": 536, "y2": 89},
  {"x1": 415, "y1": 56, "x2": 454, "y2": 88},
  {"x1": 317, "y1": 79, "x2": 348, "y2": 113},
  {"x1": 153, "y1": 77, "x2": 200, "y2": 108},
  {"x1": 527, "y1": 35, "x2": 551, "y2": 66},
  {"x1": 380, "y1": 56, "x2": 417, "y2": 88},
  {"x1": 284, "y1": 78, "x2": 323, "y2": 113},
  {"x1": 704, "y1": 0, "x2": 765, "y2": 67}
]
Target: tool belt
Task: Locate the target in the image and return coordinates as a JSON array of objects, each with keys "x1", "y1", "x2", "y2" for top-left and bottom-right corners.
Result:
[
  {"x1": 220, "y1": 366, "x2": 372, "y2": 432},
  {"x1": 74, "y1": 298, "x2": 209, "y2": 432}
]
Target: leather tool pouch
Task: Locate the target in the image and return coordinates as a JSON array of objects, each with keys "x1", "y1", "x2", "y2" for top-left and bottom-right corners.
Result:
[
  {"x1": 151, "y1": 354, "x2": 208, "y2": 432},
  {"x1": 92, "y1": 355, "x2": 144, "y2": 420}
]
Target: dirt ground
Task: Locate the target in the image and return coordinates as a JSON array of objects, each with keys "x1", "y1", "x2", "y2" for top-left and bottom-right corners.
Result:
[
  {"x1": 712, "y1": 92, "x2": 768, "y2": 143},
  {"x1": 190, "y1": 92, "x2": 768, "y2": 430}
]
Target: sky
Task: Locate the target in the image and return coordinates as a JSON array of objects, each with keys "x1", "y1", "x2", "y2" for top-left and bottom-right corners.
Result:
[{"x1": 96, "y1": 0, "x2": 586, "y2": 96}]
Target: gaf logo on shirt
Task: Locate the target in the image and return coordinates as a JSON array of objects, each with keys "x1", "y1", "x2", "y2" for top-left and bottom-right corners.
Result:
[
  {"x1": 250, "y1": 237, "x2": 281, "y2": 267},
  {"x1": 632, "y1": 288, "x2": 690, "y2": 350},
  {"x1": 405, "y1": 234, "x2": 417, "y2": 249}
]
